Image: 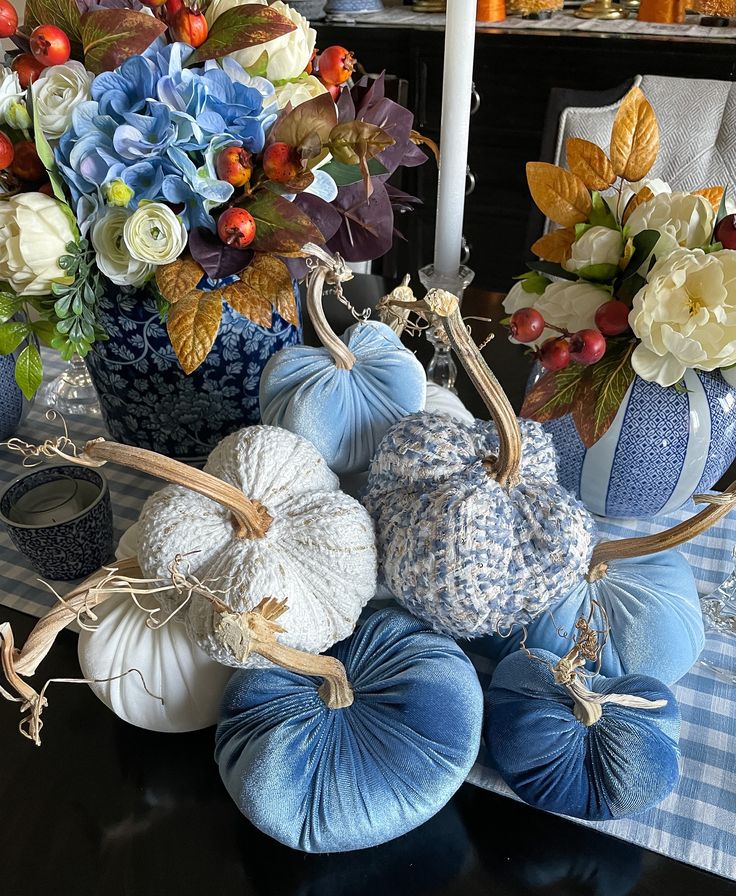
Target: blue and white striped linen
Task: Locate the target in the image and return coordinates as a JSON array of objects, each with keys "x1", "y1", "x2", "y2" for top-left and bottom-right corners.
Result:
[{"x1": 1, "y1": 356, "x2": 735, "y2": 878}]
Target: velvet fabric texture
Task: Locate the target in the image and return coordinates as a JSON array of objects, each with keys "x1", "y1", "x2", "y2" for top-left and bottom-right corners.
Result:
[
  {"x1": 259, "y1": 320, "x2": 426, "y2": 475},
  {"x1": 485, "y1": 551, "x2": 705, "y2": 685},
  {"x1": 485, "y1": 649, "x2": 681, "y2": 821},
  {"x1": 215, "y1": 608, "x2": 483, "y2": 853}
]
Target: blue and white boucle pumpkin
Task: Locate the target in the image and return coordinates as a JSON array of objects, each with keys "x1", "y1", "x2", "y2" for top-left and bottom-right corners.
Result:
[{"x1": 362, "y1": 290, "x2": 596, "y2": 638}]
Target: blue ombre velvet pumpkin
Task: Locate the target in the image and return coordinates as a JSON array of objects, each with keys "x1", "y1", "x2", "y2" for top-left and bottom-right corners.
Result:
[
  {"x1": 260, "y1": 319, "x2": 426, "y2": 475},
  {"x1": 485, "y1": 649, "x2": 681, "y2": 821},
  {"x1": 215, "y1": 608, "x2": 483, "y2": 853},
  {"x1": 487, "y1": 551, "x2": 705, "y2": 686}
]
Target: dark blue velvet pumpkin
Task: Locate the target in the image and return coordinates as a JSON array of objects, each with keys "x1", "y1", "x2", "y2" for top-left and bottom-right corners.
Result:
[
  {"x1": 485, "y1": 649, "x2": 680, "y2": 821},
  {"x1": 215, "y1": 608, "x2": 483, "y2": 853}
]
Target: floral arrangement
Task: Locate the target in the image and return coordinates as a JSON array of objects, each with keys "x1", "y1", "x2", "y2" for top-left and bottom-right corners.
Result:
[
  {"x1": 505, "y1": 86, "x2": 736, "y2": 447},
  {"x1": 0, "y1": 0, "x2": 426, "y2": 393}
]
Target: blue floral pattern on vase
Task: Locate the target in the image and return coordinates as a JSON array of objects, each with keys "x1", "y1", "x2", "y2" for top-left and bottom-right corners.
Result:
[
  {"x1": 0, "y1": 341, "x2": 32, "y2": 441},
  {"x1": 535, "y1": 368, "x2": 736, "y2": 518},
  {"x1": 85, "y1": 283, "x2": 302, "y2": 460}
]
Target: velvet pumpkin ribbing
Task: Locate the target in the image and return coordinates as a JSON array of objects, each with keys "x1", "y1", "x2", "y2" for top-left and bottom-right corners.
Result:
[{"x1": 215, "y1": 608, "x2": 483, "y2": 853}]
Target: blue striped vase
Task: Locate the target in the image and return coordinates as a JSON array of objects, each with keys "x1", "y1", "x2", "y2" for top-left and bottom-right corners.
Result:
[{"x1": 536, "y1": 368, "x2": 736, "y2": 519}]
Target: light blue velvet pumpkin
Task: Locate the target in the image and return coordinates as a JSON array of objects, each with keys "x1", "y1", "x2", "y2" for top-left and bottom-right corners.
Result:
[
  {"x1": 259, "y1": 265, "x2": 426, "y2": 475},
  {"x1": 486, "y1": 550, "x2": 705, "y2": 686},
  {"x1": 485, "y1": 649, "x2": 681, "y2": 821},
  {"x1": 215, "y1": 608, "x2": 483, "y2": 853}
]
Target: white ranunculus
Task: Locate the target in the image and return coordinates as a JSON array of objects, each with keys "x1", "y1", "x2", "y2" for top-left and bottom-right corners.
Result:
[
  {"x1": 626, "y1": 191, "x2": 715, "y2": 260},
  {"x1": 273, "y1": 74, "x2": 327, "y2": 109},
  {"x1": 92, "y1": 208, "x2": 154, "y2": 287},
  {"x1": 564, "y1": 225, "x2": 624, "y2": 274},
  {"x1": 123, "y1": 203, "x2": 187, "y2": 266},
  {"x1": 0, "y1": 193, "x2": 76, "y2": 295},
  {"x1": 0, "y1": 66, "x2": 25, "y2": 124},
  {"x1": 503, "y1": 279, "x2": 609, "y2": 349},
  {"x1": 31, "y1": 61, "x2": 94, "y2": 141},
  {"x1": 629, "y1": 247, "x2": 736, "y2": 387},
  {"x1": 206, "y1": 0, "x2": 315, "y2": 82}
]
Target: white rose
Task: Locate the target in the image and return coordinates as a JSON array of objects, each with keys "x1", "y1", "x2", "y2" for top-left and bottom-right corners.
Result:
[
  {"x1": 630, "y1": 247, "x2": 736, "y2": 387},
  {"x1": 564, "y1": 225, "x2": 624, "y2": 274},
  {"x1": 123, "y1": 203, "x2": 187, "y2": 266},
  {"x1": 0, "y1": 193, "x2": 76, "y2": 296},
  {"x1": 503, "y1": 279, "x2": 608, "y2": 349},
  {"x1": 92, "y1": 208, "x2": 154, "y2": 287},
  {"x1": 0, "y1": 66, "x2": 24, "y2": 124},
  {"x1": 626, "y1": 191, "x2": 715, "y2": 260},
  {"x1": 206, "y1": 0, "x2": 315, "y2": 82},
  {"x1": 272, "y1": 75, "x2": 327, "y2": 109},
  {"x1": 31, "y1": 61, "x2": 94, "y2": 141}
]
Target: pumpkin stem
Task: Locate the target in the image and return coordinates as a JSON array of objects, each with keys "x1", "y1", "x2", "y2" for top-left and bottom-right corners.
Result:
[
  {"x1": 587, "y1": 480, "x2": 736, "y2": 574},
  {"x1": 305, "y1": 255, "x2": 357, "y2": 371}
]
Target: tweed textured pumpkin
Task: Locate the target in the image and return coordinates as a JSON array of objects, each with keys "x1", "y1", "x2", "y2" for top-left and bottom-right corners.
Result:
[
  {"x1": 485, "y1": 648, "x2": 681, "y2": 821},
  {"x1": 216, "y1": 608, "x2": 483, "y2": 852}
]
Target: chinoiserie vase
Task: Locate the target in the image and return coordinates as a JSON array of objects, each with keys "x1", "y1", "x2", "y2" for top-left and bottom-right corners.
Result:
[
  {"x1": 533, "y1": 367, "x2": 736, "y2": 519},
  {"x1": 85, "y1": 283, "x2": 302, "y2": 461},
  {"x1": 0, "y1": 338, "x2": 33, "y2": 441}
]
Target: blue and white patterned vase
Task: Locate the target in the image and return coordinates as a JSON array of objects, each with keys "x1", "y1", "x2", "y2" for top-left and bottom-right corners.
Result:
[
  {"x1": 0, "y1": 342, "x2": 32, "y2": 442},
  {"x1": 533, "y1": 367, "x2": 736, "y2": 519},
  {"x1": 85, "y1": 283, "x2": 302, "y2": 461}
]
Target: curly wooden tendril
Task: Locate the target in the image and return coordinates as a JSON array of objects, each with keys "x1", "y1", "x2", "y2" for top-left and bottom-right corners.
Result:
[
  {"x1": 587, "y1": 480, "x2": 736, "y2": 581},
  {"x1": 304, "y1": 243, "x2": 357, "y2": 371}
]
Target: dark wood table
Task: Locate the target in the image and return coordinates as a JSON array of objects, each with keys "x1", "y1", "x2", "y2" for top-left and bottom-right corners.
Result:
[{"x1": 1, "y1": 275, "x2": 735, "y2": 896}]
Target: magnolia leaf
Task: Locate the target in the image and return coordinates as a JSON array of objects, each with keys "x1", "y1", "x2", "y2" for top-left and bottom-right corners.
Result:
[
  {"x1": 621, "y1": 228, "x2": 659, "y2": 278},
  {"x1": 167, "y1": 289, "x2": 223, "y2": 374},
  {"x1": 526, "y1": 162, "x2": 592, "y2": 228},
  {"x1": 609, "y1": 87, "x2": 659, "y2": 182},
  {"x1": 527, "y1": 259, "x2": 577, "y2": 281},
  {"x1": 589, "y1": 192, "x2": 618, "y2": 229},
  {"x1": 26, "y1": 0, "x2": 82, "y2": 52},
  {"x1": 80, "y1": 10, "x2": 167, "y2": 75},
  {"x1": 244, "y1": 191, "x2": 325, "y2": 256},
  {"x1": 530, "y1": 228, "x2": 575, "y2": 263},
  {"x1": 320, "y1": 158, "x2": 387, "y2": 186},
  {"x1": 0, "y1": 292, "x2": 21, "y2": 324},
  {"x1": 156, "y1": 257, "x2": 206, "y2": 305},
  {"x1": 224, "y1": 254, "x2": 296, "y2": 327},
  {"x1": 189, "y1": 4, "x2": 296, "y2": 65},
  {"x1": 14, "y1": 343, "x2": 43, "y2": 400},
  {"x1": 518, "y1": 272, "x2": 551, "y2": 295},
  {"x1": 579, "y1": 341, "x2": 635, "y2": 447},
  {"x1": 617, "y1": 271, "x2": 646, "y2": 304},
  {"x1": 0, "y1": 320, "x2": 29, "y2": 355},
  {"x1": 520, "y1": 363, "x2": 588, "y2": 423},
  {"x1": 270, "y1": 93, "x2": 338, "y2": 157},
  {"x1": 566, "y1": 138, "x2": 616, "y2": 192},
  {"x1": 694, "y1": 186, "x2": 726, "y2": 213},
  {"x1": 577, "y1": 262, "x2": 619, "y2": 282},
  {"x1": 622, "y1": 186, "x2": 654, "y2": 224}
]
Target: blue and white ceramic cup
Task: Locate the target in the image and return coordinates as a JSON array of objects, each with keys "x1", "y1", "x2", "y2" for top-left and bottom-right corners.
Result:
[{"x1": 0, "y1": 465, "x2": 114, "y2": 581}]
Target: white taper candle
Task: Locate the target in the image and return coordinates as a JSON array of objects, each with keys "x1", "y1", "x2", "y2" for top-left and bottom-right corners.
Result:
[{"x1": 433, "y1": 0, "x2": 478, "y2": 276}]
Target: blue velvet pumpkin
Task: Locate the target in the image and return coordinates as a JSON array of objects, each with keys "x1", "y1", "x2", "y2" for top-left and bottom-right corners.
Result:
[
  {"x1": 486, "y1": 550, "x2": 705, "y2": 686},
  {"x1": 485, "y1": 649, "x2": 681, "y2": 821},
  {"x1": 215, "y1": 608, "x2": 483, "y2": 853}
]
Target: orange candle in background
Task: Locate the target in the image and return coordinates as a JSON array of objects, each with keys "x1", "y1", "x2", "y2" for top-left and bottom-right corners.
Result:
[
  {"x1": 638, "y1": 0, "x2": 685, "y2": 22},
  {"x1": 477, "y1": 0, "x2": 506, "y2": 22}
]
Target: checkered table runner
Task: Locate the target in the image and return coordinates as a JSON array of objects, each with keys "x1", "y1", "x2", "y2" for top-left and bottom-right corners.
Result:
[{"x1": 1, "y1": 356, "x2": 735, "y2": 879}]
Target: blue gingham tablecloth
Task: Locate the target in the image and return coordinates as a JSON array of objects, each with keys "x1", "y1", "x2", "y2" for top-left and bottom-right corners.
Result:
[{"x1": 1, "y1": 357, "x2": 736, "y2": 880}]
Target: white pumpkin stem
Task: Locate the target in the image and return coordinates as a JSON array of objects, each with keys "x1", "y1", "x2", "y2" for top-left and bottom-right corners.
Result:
[
  {"x1": 587, "y1": 480, "x2": 736, "y2": 580},
  {"x1": 305, "y1": 251, "x2": 356, "y2": 371}
]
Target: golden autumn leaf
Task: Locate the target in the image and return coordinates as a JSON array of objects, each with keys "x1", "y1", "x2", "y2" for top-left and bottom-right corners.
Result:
[
  {"x1": 167, "y1": 289, "x2": 223, "y2": 374},
  {"x1": 156, "y1": 257, "x2": 206, "y2": 305},
  {"x1": 224, "y1": 254, "x2": 298, "y2": 327},
  {"x1": 566, "y1": 138, "x2": 616, "y2": 192},
  {"x1": 621, "y1": 186, "x2": 654, "y2": 224},
  {"x1": 526, "y1": 162, "x2": 592, "y2": 227},
  {"x1": 531, "y1": 227, "x2": 576, "y2": 263},
  {"x1": 222, "y1": 282, "x2": 273, "y2": 328},
  {"x1": 694, "y1": 186, "x2": 725, "y2": 213},
  {"x1": 609, "y1": 87, "x2": 659, "y2": 183}
]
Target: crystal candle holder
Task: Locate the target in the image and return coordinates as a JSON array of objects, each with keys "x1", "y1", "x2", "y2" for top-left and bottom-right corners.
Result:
[{"x1": 418, "y1": 264, "x2": 474, "y2": 392}]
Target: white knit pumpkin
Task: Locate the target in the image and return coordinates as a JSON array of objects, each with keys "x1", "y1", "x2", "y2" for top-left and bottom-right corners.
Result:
[{"x1": 137, "y1": 426, "x2": 378, "y2": 666}]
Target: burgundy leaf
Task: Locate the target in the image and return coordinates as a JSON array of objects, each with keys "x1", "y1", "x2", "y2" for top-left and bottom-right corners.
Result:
[
  {"x1": 189, "y1": 227, "x2": 253, "y2": 280},
  {"x1": 294, "y1": 193, "x2": 343, "y2": 243},
  {"x1": 326, "y1": 180, "x2": 394, "y2": 262},
  {"x1": 351, "y1": 72, "x2": 386, "y2": 119},
  {"x1": 336, "y1": 87, "x2": 356, "y2": 125}
]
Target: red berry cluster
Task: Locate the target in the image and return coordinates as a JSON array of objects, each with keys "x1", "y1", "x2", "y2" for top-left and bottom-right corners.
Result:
[
  {"x1": 138, "y1": 0, "x2": 209, "y2": 49},
  {"x1": 3, "y1": 0, "x2": 72, "y2": 89},
  {"x1": 509, "y1": 298, "x2": 631, "y2": 372},
  {"x1": 315, "y1": 45, "x2": 356, "y2": 101}
]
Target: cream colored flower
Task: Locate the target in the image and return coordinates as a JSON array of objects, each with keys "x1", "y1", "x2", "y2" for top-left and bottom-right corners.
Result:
[
  {"x1": 564, "y1": 225, "x2": 624, "y2": 274},
  {"x1": 0, "y1": 66, "x2": 24, "y2": 125},
  {"x1": 630, "y1": 247, "x2": 736, "y2": 387},
  {"x1": 273, "y1": 75, "x2": 327, "y2": 109},
  {"x1": 617, "y1": 177, "x2": 671, "y2": 221},
  {"x1": 503, "y1": 279, "x2": 609, "y2": 348},
  {"x1": 31, "y1": 61, "x2": 94, "y2": 140},
  {"x1": 0, "y1": 193, "x2": 76, "y2": 295},
  {"x1": 92, "y1": 208, "x2": 154, "y2": 287},
  {"x1": 626, "y1": 191, "x2": 715, "y2": 259},
  {"x1": 123, "y1": 203, "x2": 187, "y2": 266},
  {"x1": 206, "y1": 0, "x2": 315, "y2": 82}
]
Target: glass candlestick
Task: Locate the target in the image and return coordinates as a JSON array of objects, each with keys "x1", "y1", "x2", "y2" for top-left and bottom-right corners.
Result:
[
  {"x1": 418, "y1": 264, "x2": 474, "y2": 392},
  {"x1": 38, "y1": 354, "x2": 101, "y2": 417}
]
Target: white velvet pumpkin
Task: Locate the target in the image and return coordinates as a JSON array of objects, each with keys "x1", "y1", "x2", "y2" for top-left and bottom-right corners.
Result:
[{"x1": 137, "y1": 426, "x2": 378, "y2": 667}]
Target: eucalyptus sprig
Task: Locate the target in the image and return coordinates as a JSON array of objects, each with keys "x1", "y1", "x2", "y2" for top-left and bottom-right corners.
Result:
[{"x1": 48, "y1": 239, "x2": 107, "y2": 361}]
